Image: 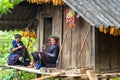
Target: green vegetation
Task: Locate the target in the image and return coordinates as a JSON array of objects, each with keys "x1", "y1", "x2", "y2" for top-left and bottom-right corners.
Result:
[
  {"x1": 0, "y1": 0, "x2": 23, "y2": 14},
  {"x1": 111, "y1": 78, "x2": 120, "y2": 80},
  {"x1": 0, "y1": 30, "x2": 37, "y2": 80},
  {"x1": 0, "y1": 69, "x2": 36, "y2": 80}
]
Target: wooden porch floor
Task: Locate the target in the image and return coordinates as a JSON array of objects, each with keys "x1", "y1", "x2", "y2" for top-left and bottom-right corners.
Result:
[{"x1": 3, "y1": 65, "x2": 120, "y2": 80}]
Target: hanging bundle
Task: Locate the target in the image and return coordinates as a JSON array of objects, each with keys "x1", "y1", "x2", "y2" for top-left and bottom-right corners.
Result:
[
  {"x1": 27, "y1": 0, "x2": 64, "y2": 5},
  {"x1": 99, "y1": 25, "x2": 104, "y2": 33},
  {"x1": 103, "y1": 27, "x2": 109, "y2": 34},
  {"x1": 99, "y1": 25, "x2": 120, "y2": 36},
  {"x1": 110, "y1": 27, "x2": 115, "y2": 35},
  {"x1": 21, "y1": 28, "x2": 36, "y2": 38}
]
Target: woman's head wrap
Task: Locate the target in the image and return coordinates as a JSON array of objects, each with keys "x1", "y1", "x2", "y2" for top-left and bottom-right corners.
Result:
[
  {"x1": 49, "y1": 35, "x2": 59, "y2": 40},
  {"x1": 15, "y1": 34, "x2": 22, "y2": 39},
  {"x1": 48, "y1": 35, "x2": 59, "y2": 45}
]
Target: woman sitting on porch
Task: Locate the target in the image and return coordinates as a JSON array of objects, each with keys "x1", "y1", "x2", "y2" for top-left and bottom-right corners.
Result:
[
  {"x1": 32, "y1": 36, "x2": 60, "y2": 69},
  {"x1": 7, "y1": 34, "x2": 30, "y2": 66}
]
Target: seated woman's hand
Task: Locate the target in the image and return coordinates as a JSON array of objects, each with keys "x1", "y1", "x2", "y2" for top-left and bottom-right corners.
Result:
[
  {"x1": 42, "y1": 45, "x2": 46, "y2": 50},
  {"x1": 18, "y1": 46, "x2": 23, "y2": 49},
  {"x1": 46, "y1": 53, "x2": 55, "y2": 57}
]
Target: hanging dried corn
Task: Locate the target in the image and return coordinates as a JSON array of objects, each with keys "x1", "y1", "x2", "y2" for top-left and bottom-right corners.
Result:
[
  {"x1": 27, "y1": 0, "x2": 64, "y2": 5},
  {"x1": 103, "y1": 28, "x2": 109, "y2": 34},
  {"x1": 99, "y1": 25, "x2": 120, "y2": 36},
  {"x1": 21, "y1": 28, "x2": 37, "y2": 38},
  {"x1": 99, "y1": 25, "x2": 104, "y2": 33},
  {"x1": 110, "y1": 27, "x2": 114, "y2": 35},
  {"x1": 31, "y1": 29, "x2": 37, "y2": 38},
  {"x1": 118, "y1": 29, "x2": 120, "y2": 35},
  {"x1": 112, "y1": 27, "x2": 118, "y2": 36}
]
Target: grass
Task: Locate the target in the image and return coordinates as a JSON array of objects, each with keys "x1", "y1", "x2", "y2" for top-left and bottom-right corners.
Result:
[{"x1": 110, "y1": 78, "x2": 120, "y2": 80}]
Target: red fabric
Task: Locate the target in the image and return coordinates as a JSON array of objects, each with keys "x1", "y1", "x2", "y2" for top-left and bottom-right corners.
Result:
[
  {"x1": 48, "y1": 37, "x2": 59, "y2": 46},
  {"x1": 66, "y1": 8, "x2": 76, "y2": 29}
]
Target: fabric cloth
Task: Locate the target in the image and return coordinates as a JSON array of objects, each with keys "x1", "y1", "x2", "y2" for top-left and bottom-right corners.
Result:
[
  {"x1": 32, "y1": 44, "x2": 59, "y2": 68},
  {"x1": 43, "y1": 44, "x2": 59, "y2": 67},
  {"x1": 46, "y1": 44, "x2": 59, "y2": 63},
  {"x1": 7, "y1": 40, "x2": 24, "y2": 65}
]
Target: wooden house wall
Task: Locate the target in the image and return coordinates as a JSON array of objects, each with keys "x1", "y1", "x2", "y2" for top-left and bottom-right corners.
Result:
[
  {"x1": 37, "y1": 4, "x2": 120, "y2": 71},
  {"x1": 37, "y1": 4, "x2": 63, "y2": 51},
  {"x1": 62, "y1": 15, "x2": 92, "y2": 68},
  {"x1": 37, "y1": 5, "x2": 93, "y2": 69},
  {"x1": 95, "y1": 28, "x2": 120, "y2": 73}
]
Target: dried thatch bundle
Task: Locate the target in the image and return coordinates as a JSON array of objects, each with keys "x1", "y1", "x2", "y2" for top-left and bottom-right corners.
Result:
[{"x1": 27, "y1": 0, "x2": 64, "y2": 5}]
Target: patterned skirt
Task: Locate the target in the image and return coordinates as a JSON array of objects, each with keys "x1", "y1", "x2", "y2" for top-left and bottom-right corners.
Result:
[{"x1": 7, "y1": 51, "x2": 22, "y2": 65}]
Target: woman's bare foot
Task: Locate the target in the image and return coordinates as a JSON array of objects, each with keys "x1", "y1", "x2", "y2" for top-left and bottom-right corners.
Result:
[{"x1": 27, "y1": 61, "x2": 34, "y2": 68}]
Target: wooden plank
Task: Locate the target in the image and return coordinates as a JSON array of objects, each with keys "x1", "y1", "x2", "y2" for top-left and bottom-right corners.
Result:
[
  {"x1": 36, "y1": 10, "x2": 40, "y2": 51},
  {"x1": 95, "y1": 28, "x2": 100, "y2": 73},
  {"x1": 0, "y1": 20, "x2": 29, "y2": 24},
  {"x1": 91, "y1": 26, "x2": 96, "y2": 70},
  {"x1": 86, "y1": 70, "x2": 98, "y2": 80},
  {"x1": 34, "y1": 72, "x2": 65, "y2": 80},
  {"x1": 62, "y1": 27, "x2": 72, "y2": 68},
  {"x1": 3, "y1": 65, "x2": 120, "y2": 79},
  {"x1": 71, "y1": 17, "x2": 81, "y2": 68},
  {"x1": 62, "y1": 6, "x2": 72, "y2": 68},
  {"x1": 76, "y1": 17, "x2": 92, "y2": 68},
  {"x1": 57, "y1": 30, "x2": 70, "y2": 68},
  {"x1": 5, "y1": 65, "x2": 60, "y2": 75},
  {"x1": 96, "y1": 28, "x2": 120, "y2": 72},
  {"x1": 77, "y1": 25, "x2": 90, "y2": 59},
  {"x1": 53, "y1": 5, "x2": 62, "y2": 39},
  {"x1": 99, "y1": 32, "x2": 110, "y2": 69},
  {"x1": 110, "y1": 36, "x2": 120, "y2": 69}
]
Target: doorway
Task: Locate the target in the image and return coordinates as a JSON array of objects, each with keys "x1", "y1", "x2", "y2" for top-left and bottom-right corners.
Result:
[{"x1": 43, "y1": 18, "x2": 52, "y2": 45}]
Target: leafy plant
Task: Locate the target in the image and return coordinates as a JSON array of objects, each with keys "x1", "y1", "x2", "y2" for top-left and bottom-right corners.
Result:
[
  {"x1": 0, "y1": 0, "x2": 23, "y2": 14},
  {"x1": 110, "y1": 78, "x2": 120, "y2": 80},
  {"x1": 0, "y1": 69, "x2": 18, "y2": 80}
]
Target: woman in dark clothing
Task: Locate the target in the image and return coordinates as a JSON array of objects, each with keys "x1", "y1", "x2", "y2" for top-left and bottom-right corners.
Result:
[
  {"x1": 42, "y1": 36, "x2": 59, "y2": 66},
  {"x1": 7, "y1": 34, "x2": 30, "y2": 66},
  {"x1": 32, "y1": 36, "x2": 59, "y2": 68}
]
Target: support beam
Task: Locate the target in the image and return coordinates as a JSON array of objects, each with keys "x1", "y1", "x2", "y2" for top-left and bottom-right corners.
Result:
[
  {"x1": 91, "y1": 26, "x2": 96, "y2": 71},
  {"x1": 0, "y1": 20, "x2": 30, "y2": 24},
  {"x1": 86, "y1": 70, "x2": 98, "y2": 80}
]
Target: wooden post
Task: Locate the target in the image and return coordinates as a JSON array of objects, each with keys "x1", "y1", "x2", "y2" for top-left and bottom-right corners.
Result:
[
  {"x1": 98, "y1": 78, "x2": 110, "y2": 80},
  {"x1": 91, "y1": 26, "x2": 96, "y2": 70},
  {"x1": 36, "y1": 74, "x2": 41, "y2": 78},
  {"x1": 86, "y1": 70, "x2": 98, "y2": 80}
]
